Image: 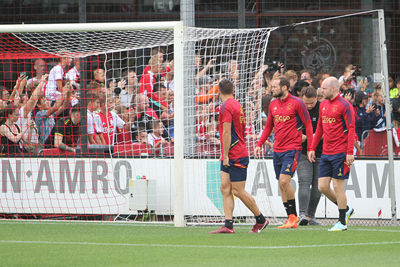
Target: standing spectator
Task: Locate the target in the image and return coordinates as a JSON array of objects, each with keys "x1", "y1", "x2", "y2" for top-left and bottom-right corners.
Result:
[
  {"x1": 129, "y1": 94, "x2": 158, "y2": 140},
  {"x1": 389, "y1": 74, "x2": 397, "y2": 99},
  {"x1": 372, "y1": 86, "x2": 387, "y2": 131},
  {"x1": 66, "y1": 58, "x2": 80, "y2": 89},
  {"x1": 338, "y1": 64, "x2": 357, "y2": 90},
  {"x1": 297, "y1": 86, "x2": 322, "y2": 226},
  {"x1": 354, "y1": 91, "x2": 377, "y2": 141},
  {"x1": 147, "y1": 120, "x2": 168, "y2": 149},
  {"x1": 139, "y1": 57, "x2": 162, "y2": 103},
  {"x1": 392, "y1": 88, "x2": 400, "y2": 129},
  {"x1": 316, "y1": 72, "x2": 330, "y2": 88},
  {"x1": 143, "y1": 47, "x2": 164, "y2": 76},
  {"x1": 86, "y1": 93, "x2": 105, "y2": 145},
  {"x1": 93, "y1": 68, "x2": 106, "y2": 87},
  {"x1": 16, "y1": 74, "x2": 48, "y2": 153},
  {"x1": 45, "y1": 56, "x2": 71, "y2": 101},
  {"x1": 26, "y1": 59, "x2": 47, "y2": 90},
  {"x1": 35, "y1": 83, "x2": 72, "y2": 146},
  {"x1": 195, "y1": 56, "x2": 216, "y2": 85},
  {"x1": 163, "y1": 60, "x2": 174, "y2": 91},
  {"x1": 120, "y1": 69, "x2": 139, "y2": 108},
  {"x1": 284, "y1": 70, "x2": 298, "y2": 93},
  {"x1": 0, "y1": 104, "x2": 34, "y2": 155},
  {"x1": 134, "y1": 126, "x2": 150, "y2": 146},
  {"x1": 98, "y1": 95, "x2": 128, "y2": 145},
  {"x1": 300, "y1": 69, "x2": 313, "y2": 85},
  {"x1": 45, "y1": 105, "x2": 81, "y2": 152},
  {"x1": 161, "y1": 89, "x2": 174, "y2": 138}
]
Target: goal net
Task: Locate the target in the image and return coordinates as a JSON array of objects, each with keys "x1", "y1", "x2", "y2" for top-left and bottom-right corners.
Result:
[{"x1": 0, "y1": 11, "x2": 397, "y2": 226}]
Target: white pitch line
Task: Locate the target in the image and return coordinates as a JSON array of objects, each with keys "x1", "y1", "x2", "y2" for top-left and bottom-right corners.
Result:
[{"x1": 0, "y1": 240, "x2": 400, "y2": 250}]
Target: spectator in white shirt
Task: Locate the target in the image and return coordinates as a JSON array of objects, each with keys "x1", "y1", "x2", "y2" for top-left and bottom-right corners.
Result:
[
  {"x1": 26, "y1": 58, "x2": 47, "y2": 91},
  {"x1": 66, "y1": 58, "x2": 80, "y2": 89},
  {"x1": 86, "y1": 93, "x2": 105, "y2": 145},
  {"x1": 147, "y1": 120, "x2": 168, "y2": 149},
  {"x1": 45, "y1": 56, "x2": 71, "y2": 101}
]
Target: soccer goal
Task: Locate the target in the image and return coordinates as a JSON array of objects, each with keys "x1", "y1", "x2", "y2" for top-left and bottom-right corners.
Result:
[{"x1": 0, "y1": 10, "x2": 397, "y2": 227}]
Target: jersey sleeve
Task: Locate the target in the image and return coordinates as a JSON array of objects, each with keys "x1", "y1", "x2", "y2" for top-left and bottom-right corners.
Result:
[
  {"x1": 87, "y1": 113, "x2": 94, "y2": 135},
  {"x1": 54, "y1": 66, "x2": 63, "y2": 81},
  {"x1": 94, "y1": 114, "x2": 104, "y2": 134},
  {"x1": 256, "y1": 106, "x2": 274, "y2": 148},
  {"x1": 220, "y1": 104, "x2": 233, "y2": 124},
  {"x1": 112, "y1": 112, "x2": 126, "y2": 130},
  {"x1": 344, "y1": 103, "x2": 356, "y2": 154}
]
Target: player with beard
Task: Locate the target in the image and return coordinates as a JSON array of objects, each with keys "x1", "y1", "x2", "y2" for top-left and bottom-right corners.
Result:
[{"x1": 255, "y1": 76, "x2": 313, "y2": 229}]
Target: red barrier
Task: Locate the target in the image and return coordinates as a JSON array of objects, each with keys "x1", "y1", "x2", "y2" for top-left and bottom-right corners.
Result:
[{"x1": 362, "y1": 130, "x2": 400, "y2": 156}]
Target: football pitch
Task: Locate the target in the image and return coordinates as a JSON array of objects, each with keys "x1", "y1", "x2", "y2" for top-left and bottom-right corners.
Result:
[{"x1": 0, "y1": 221, "x2": 399, "y2": 266}]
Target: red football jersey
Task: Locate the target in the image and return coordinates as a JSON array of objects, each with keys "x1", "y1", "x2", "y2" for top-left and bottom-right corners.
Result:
[
  {"x1": 256, "y1": 93, "x2": 313, "y2": 153},
  {"x1": 218, "y1": 98, "x2": 248, "y2": 159},
  {"x1": 312, "y1": 94, "x2": 356, "y2": 155}
]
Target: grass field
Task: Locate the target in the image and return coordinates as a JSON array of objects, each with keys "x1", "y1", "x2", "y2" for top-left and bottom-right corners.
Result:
[{"x1": 1, "y1": 221, "x2": 400, "y2": 266}]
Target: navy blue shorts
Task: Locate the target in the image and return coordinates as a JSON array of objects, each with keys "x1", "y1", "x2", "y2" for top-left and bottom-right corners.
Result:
[
  {"x1": 318, "y1": 153, "x2": 350, "y2": 180},
  {"x1": 273, "y1": 150, "x2": 301, "y2": 180},
  {"x1": 220, "y1": 157, "x2": 249, "y2": 182}
]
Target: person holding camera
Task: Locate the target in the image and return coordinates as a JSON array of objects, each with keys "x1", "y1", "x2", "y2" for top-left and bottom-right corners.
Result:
[
  {"x1": 338, "y1": 64, "x2": 358, "y2": 90},
  {"x1": 371, "y1": 85, "x2": 387, "y2": 132}
]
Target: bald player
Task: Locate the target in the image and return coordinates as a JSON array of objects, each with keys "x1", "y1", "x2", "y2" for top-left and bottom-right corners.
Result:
[{"x1": 308, "y1": 77, "x2": 355, "y2": 231}]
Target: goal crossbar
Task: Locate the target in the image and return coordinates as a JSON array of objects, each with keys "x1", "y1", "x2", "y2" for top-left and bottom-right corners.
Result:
[{"x1": 0, "y1": 21, "x2": 181, "y2": 33}]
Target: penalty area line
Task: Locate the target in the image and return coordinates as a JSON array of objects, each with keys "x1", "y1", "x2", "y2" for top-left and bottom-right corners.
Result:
[{"x1": 0, "y1": 240, "x2": 400, "y2": 250}]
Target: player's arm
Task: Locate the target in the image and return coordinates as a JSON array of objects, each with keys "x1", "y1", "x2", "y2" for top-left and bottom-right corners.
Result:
[
  {"x1": 254, "y1": 109, "x2": 273, "y2": 158},
  {"x1": 344, "y1": 104, "x2": 356, "y2": 164},
  {"x1": 222, "y1": 122, "x2": 231, "y2": 168},
  {"x1": 308, "y1": 109, "x2": 323, "y2": 163}
]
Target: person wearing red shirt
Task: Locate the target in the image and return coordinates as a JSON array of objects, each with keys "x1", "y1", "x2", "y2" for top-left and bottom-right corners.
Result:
[
  {"x1": 308, "y1": 77, "x2": 355, "y2": 231},
  {"x1": 98, "y1": 96, "x2": 129, "y2": 145},
  {"x1": 210, "y1": 79, "x2": 268, "y2": 235},
  {"x1": 139, "y1": 57, "x2": 162, "y2": 104},
  {"x1": 254, "y1": 76, "x2": 313, "y2": 229}
]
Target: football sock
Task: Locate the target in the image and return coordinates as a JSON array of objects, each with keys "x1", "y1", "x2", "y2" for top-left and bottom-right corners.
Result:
[
  {"x1": 333, "y1": 202, "x2": 349, "y2": 212},
  {"x1": 339, "y1": 209, "x2": 346, "y2": 225},
  {"x1": 255, "y1": 213, "x2": 265, "y2": 224},
  {"x1": 283, "y1": 202, "x2": 290, "y2": 216},
  {"x1": 225, "y1": 219, "x2": 234, "y2": 229},
  {"x1": 287, "y1": 199, "x2": 297, "y2": 216}
]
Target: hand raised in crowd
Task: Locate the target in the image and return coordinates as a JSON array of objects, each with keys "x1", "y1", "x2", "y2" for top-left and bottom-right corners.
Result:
[
  {"x1": 360, "y1": 77, "x2": 369, "y2": 91},
  {"x1": 206, "y1": 58, "x2": 216, "y2": 69},
  {"x1": 118, "y1": 79, "x2": 127, "y2": 89},
  {"x1": 344, "y1": 91, "x2": 353, "y2": 102},
  {"x1": 365, "y1": 104, "x2": 374, "y2": 114},
  {"x1": 344, "y1": 69, "x2": 355, "y2": 82},
  {"x1": 40, "y1": 73, "x2": 49, "y2": 82}
]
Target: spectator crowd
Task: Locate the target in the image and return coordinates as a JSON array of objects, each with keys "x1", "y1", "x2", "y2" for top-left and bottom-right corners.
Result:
[{"x1": 1, "y1": 47, "x2": 399, "y2": 157}]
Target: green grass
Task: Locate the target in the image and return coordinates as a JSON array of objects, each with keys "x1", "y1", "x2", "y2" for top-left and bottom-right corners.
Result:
[{"x1": 0, "y1": 221, "x2": 400, "y2": 266}]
